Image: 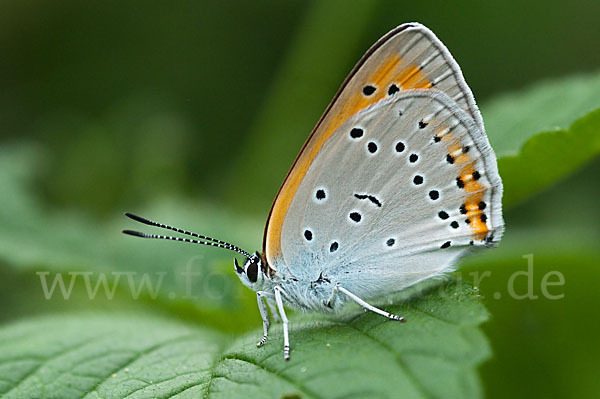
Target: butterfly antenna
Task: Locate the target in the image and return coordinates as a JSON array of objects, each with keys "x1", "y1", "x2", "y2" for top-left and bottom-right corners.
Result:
[{"x1": 123, "y1": 212, "x2": 251, "y2": 258}]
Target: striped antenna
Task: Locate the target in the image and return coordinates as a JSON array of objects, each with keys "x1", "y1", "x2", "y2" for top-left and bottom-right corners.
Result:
[{"x1": 123, "y1": 212, "x2": 251, "y2": 258}]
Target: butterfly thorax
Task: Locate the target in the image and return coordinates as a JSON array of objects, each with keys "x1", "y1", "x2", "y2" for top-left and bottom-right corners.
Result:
[
  {"x1": 277, "y1": 274, "x2": 340, "y2": 313},
  {"x1": 235, "y1": 252, "x2": 343, "y2": 312}
]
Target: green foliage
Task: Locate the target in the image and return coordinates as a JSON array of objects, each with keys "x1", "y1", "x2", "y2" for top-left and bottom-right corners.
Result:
[
  {"x1": 483, "y1": 73, "x2": 600, "y2": 158},
  {"x1": 482, "y1": 73, "x2": 600, "y2": 208},
  {"x1": 0, "y1": 283, "x2": 489, "y2": 399},
  {"x1": 499, "y1": 109, "x2": 600, "y2": 209}
]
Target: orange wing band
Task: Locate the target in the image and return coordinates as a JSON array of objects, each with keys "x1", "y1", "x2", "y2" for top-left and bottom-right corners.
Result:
[
  {"x1": 442, "y1": 132, "x2": 489, "y2": 240},
  {"x1": 265, "y1": 56, "x2": 432, "y2": 260}
]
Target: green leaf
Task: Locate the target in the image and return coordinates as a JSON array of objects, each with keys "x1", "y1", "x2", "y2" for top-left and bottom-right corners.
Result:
[
  {"x1": 483, "y1": 72, "x2": 600, "y2": 158},
  {"x1": 0, "y1": 313, "x2": 224, "y2": 399},
  {"x1": 481, "y1": 72, "x2": 600, "y2": 208},
  {"x1": 498, "y1": 108, "x2": 600, "y2": 208},
  {"x1": 0, "y1": 282, "x2": 489, "y2": 399}
]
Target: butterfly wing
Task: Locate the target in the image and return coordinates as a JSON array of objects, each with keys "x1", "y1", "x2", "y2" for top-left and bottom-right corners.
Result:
[
  {"x1": 279, "y1": 90, "x2": 503, "y2": 296},
  {"x1": 264, "y1": 23, "x2": 503, "y2": 289}
]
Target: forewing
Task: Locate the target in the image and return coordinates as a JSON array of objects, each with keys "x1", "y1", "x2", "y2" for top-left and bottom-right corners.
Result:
[{"x1": 264, "y1": 23, "x2": 494, "y2": 275}]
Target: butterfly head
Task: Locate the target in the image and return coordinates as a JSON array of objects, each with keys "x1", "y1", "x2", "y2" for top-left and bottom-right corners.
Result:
[{"x1": 235, "y1": 252, "x2": 268, "y2": 290}]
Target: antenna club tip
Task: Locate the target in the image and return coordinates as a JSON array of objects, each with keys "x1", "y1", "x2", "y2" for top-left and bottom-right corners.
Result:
[
  {"x1": 122, "y1": 229, "x2": 146, "y2": 238},
  {"x1": 124, "y1": 212, "x2": 153, "y2": 225}
]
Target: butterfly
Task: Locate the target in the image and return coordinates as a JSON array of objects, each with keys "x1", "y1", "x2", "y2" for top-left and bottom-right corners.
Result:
[{"x1": 123, "y1": 22, "x2": 504, "y2": 361}]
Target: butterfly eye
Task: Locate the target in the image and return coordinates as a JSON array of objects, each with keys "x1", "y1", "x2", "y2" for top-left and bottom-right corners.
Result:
[{"x1": 246, "y1": 261, "x2": 259, "y2": 283}]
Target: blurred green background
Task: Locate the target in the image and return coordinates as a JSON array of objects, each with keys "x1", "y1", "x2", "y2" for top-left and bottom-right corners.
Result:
[{"x1": 1, "y1": 0, "x2": 599, "y2": 398}]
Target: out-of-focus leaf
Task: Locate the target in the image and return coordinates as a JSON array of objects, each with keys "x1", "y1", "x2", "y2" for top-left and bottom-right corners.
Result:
[
  {"x1": 463, "y1": 252, "x2": 600, "y2": 399},
  {"x1": 498, "y1": 108, "x2": 600, "y2": 208},
  {"x1": 0, "y1": 145, "x2": 262, "y2": 331},
  {"x1": 476, "y1": 72, "x2": 600, "y2": 208},
  {"x1": 483, "y1": 72, "x2": 600, "y2": 158},
  {"x1": 227, "y1": 0, "x2": 383, "y2": 212},
  {"x1": 459, "y1": 158, "x2": 600, "y2": 399}
]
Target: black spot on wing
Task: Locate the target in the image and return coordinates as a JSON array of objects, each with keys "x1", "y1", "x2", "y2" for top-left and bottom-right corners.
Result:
[
  {"x1": 388, "y1": 84, "x2": 400, "y2": 95},
  {"x1": 354, "y1": 193, "x2": 382, "y2": 207},
  {"x1": 395, "y1": 141, "x2": 405, "y2": 153},
  {"x1": 367, "y1": 141, "x2": 378, "y2": 154},
  {"x1": 315, "y1": 189, "x2": 326, "y2": 200},
  {"x1": 349, "y1": 212, "x2": 362, "y2": 223},
  {"x1": 350, "y1": 127, "x2": 364, "y2": 139},
  {"x1": 304, "y1": 229, "x2": 313, "y2": 241},
  {"x1": 362, "y1": 85, "x2": 376, "y2": 96},
  {"x1": 329, "y1": 241, "x2": 339, "y2": 253}
]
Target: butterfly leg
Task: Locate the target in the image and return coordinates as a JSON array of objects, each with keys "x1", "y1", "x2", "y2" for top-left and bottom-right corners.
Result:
[
  {"x1": 333, "y1": 284, "x2": 405, "y2": 322},
  {"x1": 267, "y1": 298, "x2": 281, "y2": 323},
  {"x1": 326, "y1": 284, "x2": 339, "y2": 308},
  {"x1": 256, "y1": 291, "x2": 271, "y2": 347},
  {"x1": 273, "y1": 285, "x2": 291, "y2": 361}
]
